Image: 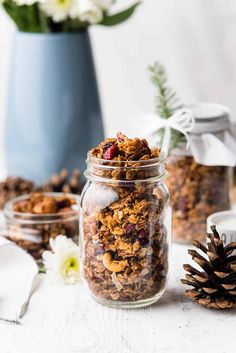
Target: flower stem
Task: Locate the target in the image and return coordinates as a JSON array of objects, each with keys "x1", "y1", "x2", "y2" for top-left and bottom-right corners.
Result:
[{"x1": 38, "y1": 8, "x2": 50, "y2": 33}]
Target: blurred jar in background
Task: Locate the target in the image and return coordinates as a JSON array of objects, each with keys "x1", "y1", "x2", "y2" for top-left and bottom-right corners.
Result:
[{"x1": 166, "y1": 103, "x2": 235, "y2": 243}]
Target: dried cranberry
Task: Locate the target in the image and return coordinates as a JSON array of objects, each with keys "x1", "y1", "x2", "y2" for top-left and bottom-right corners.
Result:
[
  {"x1": 103, "y1": 143, "x2": 119, "y2": 160},
  {"x1": 140, "y1": 140, "x2": 151, "y2": 155},
  {"x1": 102, "y1": 141, "x2": 113, "y2": 151},
  {"x1": 94, "y1": 244, "x2": 104, "y2": 255},
  {"x1": 139, "y1": 238, "x2": 149, "y2": 246},
  {"x1": 138, "y1": 229, "x2": 149, "y2": 239},
  {"x1": 125, "y1": 223, "x2": 136, "y2": 234},
  {"x1": 56, "y1": 199, "x2": 70, "y2": 209},
  {"x1": 176, "y1": 196, "x2": 188, "y2": 213},
  {"x1": 124, "y1": 224, "x2": 137, "y2": 242},
  {"x1": 138, "y1": 229, "x2": 149, "y2": 246},
  {"x1": 130, "y1": 234, "x2": 137, "y2": 243},
  {"x1": 108, "y1": 235, "x2": 116, "y2": 242}
]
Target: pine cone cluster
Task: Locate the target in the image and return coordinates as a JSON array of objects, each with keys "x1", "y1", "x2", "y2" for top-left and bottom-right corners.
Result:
[
  {"x1": 182, "y1": 225, "x2": 236, "y2": 309},
  {"x1": 0, "y1": 169, "x2": 82, "y2": 210},
  {"x1": 0, "y1": 176, "x2": 34, "y2": 210},
  {"x1": 39, "y1": 168, "x2": 82, "y2": 194}
]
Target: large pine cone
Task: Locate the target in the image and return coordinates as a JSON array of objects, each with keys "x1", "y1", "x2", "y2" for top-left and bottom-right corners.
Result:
[{"x1": 181, "y1": 225, "x2": 236, "y2": 309}]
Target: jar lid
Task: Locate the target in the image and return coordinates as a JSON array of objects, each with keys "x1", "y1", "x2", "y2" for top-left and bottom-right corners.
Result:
[{"x1": 188, "y1": 103, "x2": 230, "y2": 134}]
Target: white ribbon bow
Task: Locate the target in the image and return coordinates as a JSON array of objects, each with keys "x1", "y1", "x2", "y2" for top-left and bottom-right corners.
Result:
[{"x1": 142, "y1": 108, "x2": 195, "y2": 154}]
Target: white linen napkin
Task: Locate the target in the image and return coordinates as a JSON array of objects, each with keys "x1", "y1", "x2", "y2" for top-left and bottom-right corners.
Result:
[{"x1": 0, "y1": 236, "x2": 38, "y2": 324}]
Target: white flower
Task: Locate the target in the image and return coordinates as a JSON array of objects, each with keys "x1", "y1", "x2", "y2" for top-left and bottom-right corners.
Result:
[
  {"x1": 40, "y1": 0, "x2": 78, "y2": 23},
  {"x1": 78, "y1": 0, "x2": 103, "y2": 24},
  {"x1": 43, "y1": 235, "x2": 80, "y2": 284}
]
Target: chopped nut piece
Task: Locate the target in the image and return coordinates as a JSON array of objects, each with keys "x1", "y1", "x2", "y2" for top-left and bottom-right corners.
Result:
[
  {"x1": 103, "y1": 252, "x2": 128, "y2": 273},
  {"x1": 111, "y1": 272, "x2": 123, "y2": 292}
]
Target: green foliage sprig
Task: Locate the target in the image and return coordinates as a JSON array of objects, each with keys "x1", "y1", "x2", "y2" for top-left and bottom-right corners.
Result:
[
  {"x1": 102, "y1": 2, "x2": 140, "y2": 27},
  {"x1": 149, "y1": 61, "x2": 186, "y2": 153}
]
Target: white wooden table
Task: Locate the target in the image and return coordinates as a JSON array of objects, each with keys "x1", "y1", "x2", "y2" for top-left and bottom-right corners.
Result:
[{"x1": 0, "y1": 243, "x2": 235, "y2": 353}]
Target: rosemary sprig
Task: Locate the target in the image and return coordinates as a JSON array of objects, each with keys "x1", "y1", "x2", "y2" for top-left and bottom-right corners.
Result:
[{"x1": 149, "y1": 61, "x2": 186, "y2": 152}]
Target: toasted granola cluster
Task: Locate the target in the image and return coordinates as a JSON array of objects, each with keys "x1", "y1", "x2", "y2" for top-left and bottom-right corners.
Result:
[
  {"x1": 13, "y1": 192, "x2": 76, "y2": 214},
  {"x1": 90, "y1": 133, "x2": 161, "y2": 181},
  {"x1": 82, "y1": 133, "x2": 169, "y2": 303},
  {"x1": 166, "y1": 155, "x2": 230, "y2": 243},
  {"x1": 5, "y1": 193, "x2": 79, "y2": 259},
  {"x1": 91, "y1": 132, "x2": 160, "y2": 161}
]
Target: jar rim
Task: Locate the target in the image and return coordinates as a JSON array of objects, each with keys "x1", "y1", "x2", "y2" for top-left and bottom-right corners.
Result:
[
  {"x1": 85, "y1": 151, "x2": 167, "y2": 183},
  {"x1": 86, "y1": 150, "x2": 166, "y2": 166},
  {"x1": 187, "y1": 103, "x2": 230, "y2": 134},
  {"x1": 4, "y1": 192, "x2": 80, "y2": 223}
]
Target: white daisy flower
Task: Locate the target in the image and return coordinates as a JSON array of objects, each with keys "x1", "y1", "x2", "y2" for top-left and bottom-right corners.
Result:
[
  {"x1": 78, "y1": 0, "x2": 103, "y2": 24},
  {"x1": 40, "y1": 0, "x2": 79, "y2": 23},
  {"x1": 43, "y1": 235, "x2": 80, "y2": 284}
]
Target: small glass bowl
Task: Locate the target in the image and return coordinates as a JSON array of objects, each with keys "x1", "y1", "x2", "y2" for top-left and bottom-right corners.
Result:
[{"x1": 4, "y1": 192, "x2": 80, "y2": 259}]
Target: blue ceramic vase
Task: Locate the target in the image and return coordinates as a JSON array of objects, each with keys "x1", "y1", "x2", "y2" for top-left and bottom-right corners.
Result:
[{"x1": 5, "y1": 31, "x2": 104, "y2": 184}]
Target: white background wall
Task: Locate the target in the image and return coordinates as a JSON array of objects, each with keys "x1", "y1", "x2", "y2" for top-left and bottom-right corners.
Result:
[{"x1": 1, "y1": 0, "x2": 236, "y2": 178}]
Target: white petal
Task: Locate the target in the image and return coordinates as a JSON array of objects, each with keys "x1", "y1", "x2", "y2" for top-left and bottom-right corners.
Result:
[
  {"x1": 43, "y1": 251, "x2": 57, "y2": 270},
  {"x1": 52, "y1": 235, "x2": 71, "y2": 255},
  {"x1": 79, "y1": 0, "x2": 103, "y2": 24},
  {"x1": 92, "y1": 0, "x2": 113, "y2": 10},
  {"x1": 44, "y1": 235, "x2": 80, "y2": 284},
  {"x1": 40, "y1": 0, "x2": 78, "y2": 23}
]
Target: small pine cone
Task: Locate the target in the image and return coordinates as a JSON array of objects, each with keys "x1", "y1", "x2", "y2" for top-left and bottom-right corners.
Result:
[
  {"x1": 181, "y1": 225, "x2": 236, "y2": 309},
  {"x1": 0, "y1": 176, "x2": 35, "y2": 210},
  {"x1": 40, "y1": 169, "x2": 82, "y2": 195}
]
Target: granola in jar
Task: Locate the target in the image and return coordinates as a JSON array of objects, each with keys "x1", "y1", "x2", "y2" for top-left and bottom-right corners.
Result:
[
  {"x1": 80, "y1": 133, "x2": 171, "y2": 308},
  {"x1": 166, "y1": 155, "x2": 231, "y2": 243},
  {"x1": 4, "y1": 192, "x2": 80, "y2": 259},
  {"x1": 166, "y1": 103, "x2": 232, "y2": 243}
]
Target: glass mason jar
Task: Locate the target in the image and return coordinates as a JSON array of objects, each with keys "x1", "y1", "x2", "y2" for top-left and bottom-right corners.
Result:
[
  {"x1": 166, "y1": 103, "x2": 232, "y2": 243},
  {"x1": 80, "y1": 152, "x2": 171, "y2": 308},
  {"x1": 4, "y1": 192, "x2": 80, "y2": 259}
]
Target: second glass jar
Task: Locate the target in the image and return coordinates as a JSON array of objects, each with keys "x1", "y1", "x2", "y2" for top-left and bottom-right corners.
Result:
[
  {"x1": 166, "y1": 103, "x2": 232, "y2": 243},
  {"x1": 167, "y1": 154, "x2": 231, "y2": 243}
]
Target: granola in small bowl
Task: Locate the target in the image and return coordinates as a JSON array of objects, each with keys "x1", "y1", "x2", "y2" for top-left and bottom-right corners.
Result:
[{"x1": 4, "y1": 192, "x2": 80, "y2": 259}]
